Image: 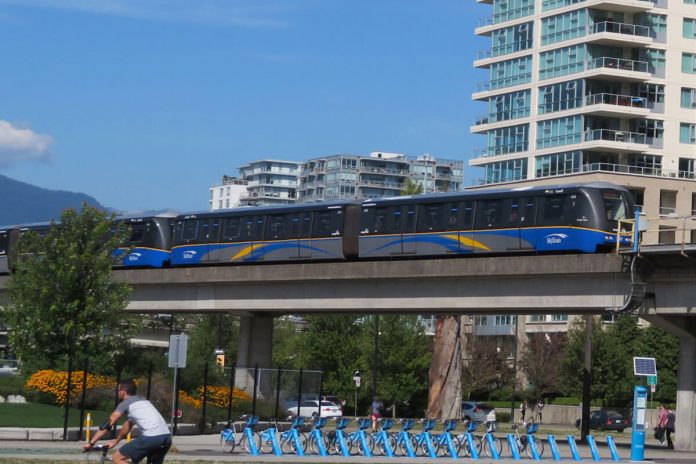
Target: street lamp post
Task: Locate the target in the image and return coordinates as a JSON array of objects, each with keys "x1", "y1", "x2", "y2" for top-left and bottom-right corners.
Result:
[{"x1": 372, "y1": 315, "x2": 379, "y2": 400}]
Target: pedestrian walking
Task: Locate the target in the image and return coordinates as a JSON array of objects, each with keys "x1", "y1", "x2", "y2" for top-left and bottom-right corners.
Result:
[
  {"x1": 537, "y1": 399, "x2": 545, "y2": 423},
  {"x1": 520, "y1": 400, "x2": 528, "y2": 423}
]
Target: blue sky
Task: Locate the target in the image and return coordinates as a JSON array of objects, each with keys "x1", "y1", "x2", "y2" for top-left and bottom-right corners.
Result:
[{"x1": 0, "y1": 0, "x2": 489, "y2": 212}]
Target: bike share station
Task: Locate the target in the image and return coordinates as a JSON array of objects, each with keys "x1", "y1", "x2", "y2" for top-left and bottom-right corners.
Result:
[{"x1": 630, "y1": 357, "x2": 657, "y2": 462}]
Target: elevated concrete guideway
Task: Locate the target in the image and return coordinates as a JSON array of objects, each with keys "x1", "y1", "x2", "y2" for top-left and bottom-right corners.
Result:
[{"x1": 110, "y1": 254, "x2": 635, "y2": 315}]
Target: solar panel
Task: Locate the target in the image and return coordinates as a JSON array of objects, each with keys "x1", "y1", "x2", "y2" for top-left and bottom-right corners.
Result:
[{"x1": 634, "y1": 357, "x2": 657, "y2": 376}]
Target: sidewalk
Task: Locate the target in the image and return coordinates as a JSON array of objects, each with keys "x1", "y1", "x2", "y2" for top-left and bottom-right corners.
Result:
[{"x1": 1, "y1": 428, "x2": 696, "y2": 463}]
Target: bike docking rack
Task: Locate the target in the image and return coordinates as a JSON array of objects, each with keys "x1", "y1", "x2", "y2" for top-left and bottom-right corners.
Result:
[
  {"x1": 464, "y1": 421, "x2": 480, "y2": 460},
  {"x1": 417, "y1": 418, "x2": 439, "y2": 458},
  {"x1": 260, "y1": 418, "x2": 282, "y2": 456},
  {"x1": 395, "y1": 418, "x2": 416, "y2": 457},
  {"x1": 333, "y1": 417, "x2": 352, "y2": 457},
  {"x1": 440, "y1": 419, "x2": 460, "y2": 459},
  {"x1": 375, "y1": 418, "x2": 395, "y2": 457},
  {"x1": 526, "y1": 423, "x2": 542, "y2": 460},
  {"x1": 309, "y1": 417, "x2": 329, "y2": 456},
  {"x1": 290, "y1": 416, "x2": 306, "y2": 457},
  {"x1": 244, "y1": 415, "x2": 260, "y2": 456},
  {"x1": 353, "y1": 417, "x2": 374, "y2": 457}
]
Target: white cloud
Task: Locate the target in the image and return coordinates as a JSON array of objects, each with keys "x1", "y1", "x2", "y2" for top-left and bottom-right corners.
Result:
[
  {"x1": 0, "y1": 0, "x2": 297, "y2": 28},
  {"x1": 0, "y1": 120, "x2": 54, "y2": 166}
]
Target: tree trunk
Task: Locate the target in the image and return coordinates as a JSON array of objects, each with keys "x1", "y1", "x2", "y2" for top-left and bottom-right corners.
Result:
[{"x1": 427, "y1": 315, "x2": 462, "y2": 419}]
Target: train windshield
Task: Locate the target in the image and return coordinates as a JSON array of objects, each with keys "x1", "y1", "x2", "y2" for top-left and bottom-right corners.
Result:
[{"x1": 602, "y1": 190, "x2": 628, "y2": 229}]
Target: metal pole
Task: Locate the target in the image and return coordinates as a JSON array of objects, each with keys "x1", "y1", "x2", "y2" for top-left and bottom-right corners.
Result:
[
  {"x1": 201, "y1": 361, "x2": 209, "y2": 434},
  {"x1": 170, "y1": 335, "x2": 179, "y2": 432},
  {"x1": 511, "y1": 315, "x2": 519, "y2": 422},
  {"x1": 252, "y1": 364, "x2": 259, "y2": 416},
  {"x1": 296, "y1": 368, "x2": 303, "y2": 417},
  {"x1": 581, "y1": 315, "x2": 593, "y2": 442},
  {"x1": 274, "y1": 366, "x2": 282, "y2": 419},
  {"x1": 146, "y1": 360, "x2": 153, "y2": 400},
  {"x1": 63, "y1": 355, "x2": 73, "y2": 441},
  {"x1": 172, "y1": 367, "x2": 180, "y2": 436},
  {"x1": 227, "y1": 363, "x2": 236, "y2": 423},
  {"x1": 372, "y1": 315, "x2": 379, "y2": 400},
  {"x1": 78, "y1": 356, "x2": 89, "y2": 441}
]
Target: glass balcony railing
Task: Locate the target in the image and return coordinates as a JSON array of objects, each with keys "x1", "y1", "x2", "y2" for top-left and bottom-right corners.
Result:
[
  {"x1": 476, "y1": 40, "x2": 533, "y2": 60},
  {"x1": 584, "y1": 128, "x2": 647, "y2": 144},
  {"x1": 591, "y1": 21, "x2": 650, "y2": 37},
  {"x1": 587, "y1": 56, "x2": 649, "y2": 73},
  {"x1": 477, "y1": 5, "x2": 535, "y2": 27},
  {"x1": 585, "y1": 93, "x2": 647, "y2": 108}
]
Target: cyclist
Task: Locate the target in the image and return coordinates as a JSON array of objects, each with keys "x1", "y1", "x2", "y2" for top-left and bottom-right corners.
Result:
[{"x1": 83, "y1": 379, "x2": 172, "y2": 463}]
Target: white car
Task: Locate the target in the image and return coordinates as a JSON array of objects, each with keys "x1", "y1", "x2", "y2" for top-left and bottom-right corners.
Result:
[{"x1": 287, "y1": 400, "x2": 343, "y2": 418}]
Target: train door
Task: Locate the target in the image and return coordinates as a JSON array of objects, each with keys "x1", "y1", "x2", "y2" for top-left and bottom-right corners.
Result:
[
  {"x1": 519, "y1": 196, "x2": 537, "y2": 251},
  {"x1": 291, "y1": 211, "x2": 313, "y2": 259},
  {"x1": 401, "y1": 204, "x2": 417, "y2": 254},
  {"x1": 459, "y1": 201, "x2": 476, "y2": 253},
  {"x1": 204, "y1": 217, "x2": 222, "y2": 263},
  {"x1": 248, "y1": 215, "x2": 266, "y2": 261}
]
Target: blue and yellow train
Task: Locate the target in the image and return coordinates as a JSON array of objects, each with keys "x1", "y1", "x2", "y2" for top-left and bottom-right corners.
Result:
[{"x1": 0, "y1": 182, "x2": 635, "y2": 273}]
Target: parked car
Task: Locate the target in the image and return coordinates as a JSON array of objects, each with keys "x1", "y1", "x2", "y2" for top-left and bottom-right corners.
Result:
[
  {"x1": 462, "y1": 401, "x2": 494, "y2": 423},
  {"x1": 576, "y1": 410, "x2": 628, "y2": 432},
  {"x1": 287, "y1": 400, "x2": 343, "y2": 418}
]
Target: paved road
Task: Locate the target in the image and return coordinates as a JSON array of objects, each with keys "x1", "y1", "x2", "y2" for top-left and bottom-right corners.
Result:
[{"x1": 1, "y1": 433, "x2": 695, "y2": 463}]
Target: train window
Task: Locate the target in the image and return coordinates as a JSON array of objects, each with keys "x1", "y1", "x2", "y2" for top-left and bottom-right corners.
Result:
[
  {"x1": 181, "y1": 220, "x2": 199, "y2": 241},
  {"x1": 302, "y1": 212, "x2": 312, "y2": 236},
  {"x1": 602, "y1": 190, "x2": 627, "y2": 222},
  {"x1": 374, "y1": 208, "x2": 388, "y2": 234},
  {"x1": 313, "y1": 212, "x2": 332, "y2": 237},
  {"x1": 406, "y1": 205, "x2": 416, "y2": 232},
  {"x1": 462, "y1": 202, "x2": 474, "y2": 229},
  {"x1": 222, "y1": 217, "x2": 242, "y2": 241},
  {"x1": 267, "y1": 214, "x2": 289, "y2": 240},
  {"x1": 0, "y1": 231, "x2": 7, "y2": 255},
  {"x1": 541, "y1": 195, "x2": 566, "y2": 223},
  {"x1": 392, "y1": 209, "x2": 402, "y2": 230},
  {"x1": 417, "y1": 203, "x2": 444, "y2": 232},
  {"x1": 475, "y1": 199, "x2": 502, "y2": 229},
  {"x1": 508, "y1": 200, "x2": 521, "y2": 227},
  {"x1": 129, "y1": 224, "x2": 147, "y2": 244}
]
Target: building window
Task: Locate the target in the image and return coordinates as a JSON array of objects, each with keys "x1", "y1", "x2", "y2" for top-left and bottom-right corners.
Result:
[
  {"x1": 536, "y1": 151, "x2": 582, "y2": 177},
  {"x1": 487, "y1": 124, "x2": 529, "y2": 155},
  {"x1": 551, "y1": 314, "x2": 568, "y2": 322},
  {"x1": 528, "y1": 315, "x2": 547, "y2": 322},
  {"x1": 682, "y1": 88, "x2": 696, "y2": 108},
  {"x1": 680, "y1": 123, "x2": 696, "y2": 144},
  {"x1": 541, "y1": 10, "x2": 586, "y2": 45},
  {"x1": 682, "y1": 53, "x2": 696, "y2": 74},
  {"x1": 495, "y1": 315, "x2": 516, "y2": 325},
  {"x1": 539, "y1": 44, "x2": 586, "y2": 80},
  {"x1": 538, "y1": 79, "x2": 582, "y2": 113},
  {"x1": 536, "y1": 116, "x2": 582, "y2": 149},
  {"x1": 484, "y1": 158, "x2": 528, "y2": 184},
  {"x1": 684, "y1": 18, "x2": 696, "y2": 39}
]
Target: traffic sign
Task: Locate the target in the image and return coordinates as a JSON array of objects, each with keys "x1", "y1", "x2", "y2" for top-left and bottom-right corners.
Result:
[
  {"x1": 647, "y1": 375, "x2": 657, "y2": 386},
  {"x1": 168, "y1": 334, "x2": 188, "y2": 368}
]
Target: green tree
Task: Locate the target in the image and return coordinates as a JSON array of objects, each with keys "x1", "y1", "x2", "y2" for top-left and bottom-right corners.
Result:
[
  {"x1": 635, "y1": 325, "x2": 679, "y2": 403},
  {"x1": 519, "y1": 332, "x2": 566, "y2": 399},
  {"x1": 401, "y1": 179, "x2": 424, "y2": 196},
  {"x1": 462, "y1": 335, "x2": 514, "y2": 400},
  {"x1": 1, "y1": 204, "x2": 137, "y2": 373},
  {"x1": 358, "y1": 315, "x2": 431, "y2": 416},
  {"x1": 179, "y1": 314, "x2": 239, "y2": 391}
]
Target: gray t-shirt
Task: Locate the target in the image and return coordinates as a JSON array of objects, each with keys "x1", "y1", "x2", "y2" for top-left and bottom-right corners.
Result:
[{"x1": 115, "y1": 396, "x2": 170, "y2": 437}]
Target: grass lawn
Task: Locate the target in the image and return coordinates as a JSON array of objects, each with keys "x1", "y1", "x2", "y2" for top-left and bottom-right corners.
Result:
[{"x1": 0, "y1": 403, "x2": 110, "y2": 428}]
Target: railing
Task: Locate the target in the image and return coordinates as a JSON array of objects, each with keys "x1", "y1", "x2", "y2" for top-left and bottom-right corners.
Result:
[
  {"x1": 538, "y1": 97, "x2": 582, "y2": 113},
  {"x1": 476, "y1": 72, "x2": 532, "y2": 92},
  {"x1": 584, "y1": 128, "x2": 647, "y2": 144},
  {"x1": 585, "y1": 93, "x2": 647, "y2": 108},
  {"x1": 473, "y1": 142, "x2": 529, "y2": 158},
  {"x1": 476, "y1": 107, "x2": 531, "y2": 125},
  {"x1": 476, "y1": 39, "x2": 533, "y2": 60},
  {"x1": 620, "y1": 214, "x2": 696, "y2": 254},
  {"x1": 477, "y1": 5, "x2": 535, "y2": 27},
  {"x1": 359, "y1": 167, "x2": 409, "y2": 175},
  {"x1": 587, "y1": 57, "x2": 649, "y2": 73},
  {"x1": 591, "y1": 21, "x2": 650, "y2": 38}
]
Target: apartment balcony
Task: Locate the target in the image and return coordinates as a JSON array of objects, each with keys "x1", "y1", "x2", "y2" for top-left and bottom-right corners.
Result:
[
  {"x1": 582, "y1": 128, "x2": 649, "y2": 153},
  {"x1": 541, "y1": 0, "x2": 654, "y2": 14},
  {"x1": 358, "y1": 166, "x2": 409, "y2": 176},
  {"x1": 585, "y1": 21, "x2": 652, "y2": 47},
  {"x1": 474, "y1": 40, "x2": 533, "y2": 68},
  {"x1": 583, "y1": 93, "x2": 649, "y2": 117},
  {"x1": 579, "y1": 162, "x2": 687, "y2": 180},
  {"x1": 584, "y1": 57, "x2": 650, "y2": 82},
  {"x1": 471, "y1": 108, "x2": 531, "y2": 133},
  {"x1": 475, "y1": 5, "x2": 534, "y2": 35},
  {"x1": 477, "y1": 0, "x2": 492, "y2": 4},
  {"x1": 472, "y1": 73, "x2": 533, "y2": 100},
  {"x1": 473, "y1": 324, "x2": 516, "y2": 336},
  {"x1": 358, "y1": 179, "x2": 404, "y2": 189}
]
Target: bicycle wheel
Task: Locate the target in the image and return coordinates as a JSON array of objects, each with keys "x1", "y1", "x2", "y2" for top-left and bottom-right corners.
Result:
[
  {"x1": 459, "y1": 435, "x2": 482, "y2": 457},
  {"x1": 291, "y1": 432, "x2": 308, "y2": 454},
  {"x1": 259, "y1": 431, "x2": 275, "y2": 454},
  {"x1": 220, "y1": 429, "x2": 236, "y2": 453},
  {"x1": 396, "y1": 435, "x2": 415, "y2": 456},
  {"x1": 482, "y1": 435, "x2": 503, "y2": 457},
  {"x1": 435, "y1": 434, "x2": 461, "y2": 457},
  {"x1": 359, "y1": 433, "x2": 375, "y2": 455},
  {"x1": 377, "y1": 433, "x2": 397, "y2": 455},
  {"x1": 279, "y1": 432, "x2": 294, "y2": 454},
  {"x1": 525, "y1": 437, "x2": 544, "y2": 458},
  {"x1": 242, "y1": 431, "x2": 262, "y2": 454},
  {"x1": 511, "y1": 436, "x2": 525, "y2": 458}
]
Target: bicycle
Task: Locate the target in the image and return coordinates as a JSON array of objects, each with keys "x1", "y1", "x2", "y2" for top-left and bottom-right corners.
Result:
[
  {"x1": 510, "y1": 422, "x2": 544, "y2": 458},
  {"x1": 278, "y1": 416, "x2": 307, "y2": 454},
  {"x1": 411, "y1": 418, "x2": 438, "y2": 457},
  {"x1": 306, "y1": 416, "x2": 330, "y2": 455},
  {"x1": 393, "y1": 418, "x2": 416, "y2": 456},
  {"x1": 371, "y1": 418, "x2": 397, "y2": 456},
  {"x1": 344, "y1": 418, "x2": 375, "y2": 456},
  {"x1": 431, "y1": 419, "x2": 462, "y2": 457},
  {"x1": 220, "y1": 414, "x2": 261, "y2": 454},
  {"x1": 460, "y1": 420, "x2": 502, "y2": 458},
  {"x1": 84, "y1": 444, "x2": 111, "y2": 463}
]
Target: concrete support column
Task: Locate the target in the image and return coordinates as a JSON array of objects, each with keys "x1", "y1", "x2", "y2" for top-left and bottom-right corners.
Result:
[
  {"x1": 676, "y1": 336, "x2": 696, "y2": 451},
  {"x1": 237, "y1": 314, "x2": 274, "y2": 369}
]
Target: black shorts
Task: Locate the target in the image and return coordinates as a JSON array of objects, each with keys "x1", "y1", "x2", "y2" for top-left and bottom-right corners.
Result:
[{"x1": 119, "y1": 434, "x2": 172, "y2": 464}]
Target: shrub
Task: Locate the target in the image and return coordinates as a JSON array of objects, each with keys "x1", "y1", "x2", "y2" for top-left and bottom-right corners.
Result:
[
  {"x1": 0, "y1": 375, "x2": 26, "y2": 397},
  {"x1": 496, "y1": 412, "x2": 512, "y2": 423},
  {"x1": 551, "y1": 397, "x2": 580, "y2": 406}
]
